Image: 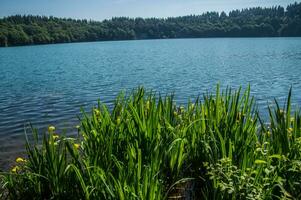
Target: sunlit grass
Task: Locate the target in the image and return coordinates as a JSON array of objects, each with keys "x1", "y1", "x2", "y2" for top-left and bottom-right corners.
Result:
[{"x1": 1, "y1": 85, "x2": 301, "y2": 199}]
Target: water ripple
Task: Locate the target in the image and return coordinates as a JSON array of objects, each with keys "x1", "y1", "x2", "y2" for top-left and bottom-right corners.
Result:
[{"x1": 0, "y1": 38, "x2": 301, "y2": 169}]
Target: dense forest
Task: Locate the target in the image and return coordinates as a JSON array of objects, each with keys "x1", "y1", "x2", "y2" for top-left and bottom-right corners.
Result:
[{"x1": 0, "y1": 2, "x2": 301, "y2": 47}]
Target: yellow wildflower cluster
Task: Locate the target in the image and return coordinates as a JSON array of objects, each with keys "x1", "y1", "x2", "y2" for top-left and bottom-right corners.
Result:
[
  {"x1": 11, "y1": 166, "x2": 20, "y2": 173},
  {"x1": 48, "y1": 125, "x2": 55, "y2": 132},
  {"x1": 94, "y1": 109, "x2": 100, "y2": 116},
  {"x1": 52, "y1": 134, "x2": 59, "y2": 140},
  {"x1": 11, "y1": 157, "x2": 27, "y2": 173},
  {"x1": 16, "y1": 157, "x2": 26, "y2": 163}
]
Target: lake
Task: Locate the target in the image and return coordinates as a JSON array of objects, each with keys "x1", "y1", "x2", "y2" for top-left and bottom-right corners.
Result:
[{"x1": 1, "y1": 38, "x2": 301, "y2": 168}]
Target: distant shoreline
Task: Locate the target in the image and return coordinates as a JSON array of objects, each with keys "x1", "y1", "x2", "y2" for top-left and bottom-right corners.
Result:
[
  {"x1": 1, "y1": 36, "x2": 301, "y2": 48},
  {"x1": 1, "y1": 2, "x2": 301, "y2": 47}
]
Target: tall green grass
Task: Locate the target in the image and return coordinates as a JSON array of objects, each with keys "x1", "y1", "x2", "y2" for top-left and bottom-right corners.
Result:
[{"x1": 1, "y1": 85, "x2": 301, "y2": 199}]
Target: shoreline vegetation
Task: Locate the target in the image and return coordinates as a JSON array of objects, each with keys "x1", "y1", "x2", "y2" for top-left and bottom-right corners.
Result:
[
  {"x1": 1, "y1": 86, "x2": 301, "y2": 199},
  {"x1": 0, "y1": 2, "x2": 301, "y2": 47}
]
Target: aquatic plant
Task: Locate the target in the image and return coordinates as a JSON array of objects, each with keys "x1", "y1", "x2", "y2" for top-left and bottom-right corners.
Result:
[{"x1": 1, "y1": 85, "x2": 300, "y2": 199}]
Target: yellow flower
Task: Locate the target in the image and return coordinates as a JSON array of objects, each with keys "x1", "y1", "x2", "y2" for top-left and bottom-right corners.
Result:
[
  {"x1": 11, "y1": 166, "x2": 20, "y2": 173},
  {"x1": 288, "y1": 127, "x2": 293, "y2": 133},
  {"x1": 94, "y1": 109, "x2": 100, "y2": 115},
  {"x1": 75, "y1": 125, "x2": 80, "y2": 129},
  {"x1": 16, "y1": 157, "x2": 26, "y2": 163},
  {"x1": 52, "y1": 134, "x2": 59, "y2": 140},
  {"x1": 48, "y1": 126, "x2": 55, "y2": 132},
  {"x1": 74, "y1": 143, "x2": 80, "y2": 149}
]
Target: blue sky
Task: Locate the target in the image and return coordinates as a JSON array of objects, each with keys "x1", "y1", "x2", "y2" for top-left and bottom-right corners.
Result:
[{"x1": 0, "y1": 0, "x2": 298, "y2": 20}]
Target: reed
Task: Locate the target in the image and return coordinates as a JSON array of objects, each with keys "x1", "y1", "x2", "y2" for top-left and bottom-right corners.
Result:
[{"x1": 1, "y1": 85, "x2": 300, "y2": 199}]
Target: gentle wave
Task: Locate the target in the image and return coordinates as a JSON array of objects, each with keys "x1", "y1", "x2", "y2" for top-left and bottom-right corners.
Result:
[{"x1": 0, "y1": 38, "x2": 301, "y2": 169}]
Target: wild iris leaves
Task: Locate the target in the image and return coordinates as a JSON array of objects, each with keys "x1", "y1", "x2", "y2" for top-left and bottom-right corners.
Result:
[
  {"x1": 1, "y1": 86, "x2": 301, "y2": 199},
  {"x1": 0, "y1": 2, "x2": 301, "y2": 47}
]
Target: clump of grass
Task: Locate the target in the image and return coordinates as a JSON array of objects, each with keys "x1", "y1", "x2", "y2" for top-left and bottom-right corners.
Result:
[{"x1": 1, "y1": 85, "x2": 301, "y2": 200}]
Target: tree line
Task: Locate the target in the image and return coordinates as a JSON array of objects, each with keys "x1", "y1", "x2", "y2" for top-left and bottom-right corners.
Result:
[{"x1": 0, "y1": 2, "x2": 301, "y2": 47}]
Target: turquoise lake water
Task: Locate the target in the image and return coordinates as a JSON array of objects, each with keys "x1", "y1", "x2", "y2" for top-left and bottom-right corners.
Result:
[{"x1": 0, "y1": 38, "x2": 301, "y2": 167}]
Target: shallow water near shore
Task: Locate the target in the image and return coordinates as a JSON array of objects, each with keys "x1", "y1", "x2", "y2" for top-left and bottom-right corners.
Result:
[{"x1": 0, "y1": 37, "x2": 301, "y2": 169}]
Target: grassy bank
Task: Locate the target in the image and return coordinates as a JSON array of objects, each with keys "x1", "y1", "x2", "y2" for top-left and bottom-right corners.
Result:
[{"x1": 1, "y1": 85, "x2": 301, "y2": 199}]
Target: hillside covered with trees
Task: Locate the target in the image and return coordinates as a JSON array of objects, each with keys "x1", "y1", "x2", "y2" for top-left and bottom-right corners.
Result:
[{"x1": 0, "y1": 2, "x2": 301, "y2": 47}]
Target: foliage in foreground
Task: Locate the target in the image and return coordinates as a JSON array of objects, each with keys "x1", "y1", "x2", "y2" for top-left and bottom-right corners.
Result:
[{"x1": 1, "y1": 86, "x2": 301, "y2": 199}]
